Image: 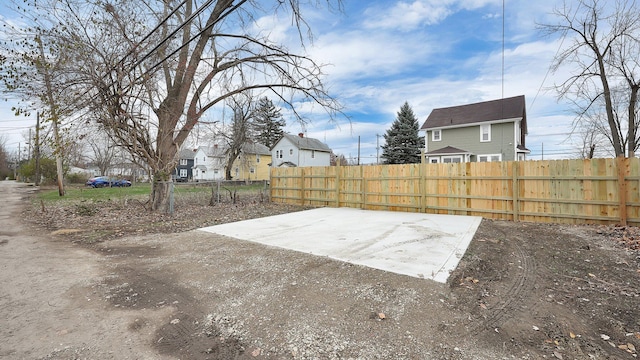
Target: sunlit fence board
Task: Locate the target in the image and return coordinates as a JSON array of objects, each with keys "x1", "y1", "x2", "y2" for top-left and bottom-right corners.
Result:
[{"x1": 270, "y1": 157, "x2": 640, "y2": 225}]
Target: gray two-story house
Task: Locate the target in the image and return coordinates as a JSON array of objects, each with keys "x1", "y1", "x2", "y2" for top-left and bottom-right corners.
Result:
[
  {"x1": 172, "y1": 148, "x2": 196, "y2": 181},
  {"x1": 420, "y1": 95, "x2": 529, "y2": 163}
]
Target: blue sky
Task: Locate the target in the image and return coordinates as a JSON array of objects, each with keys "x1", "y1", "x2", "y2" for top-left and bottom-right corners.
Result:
[{"x1": 1, "y1": 1, "x2": 589, "y2": 163}]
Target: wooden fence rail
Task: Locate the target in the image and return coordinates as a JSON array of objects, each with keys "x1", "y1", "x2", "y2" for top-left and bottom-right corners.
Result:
[{"x1": 270, "y1": 157, "x2": 640, "y2": 226}]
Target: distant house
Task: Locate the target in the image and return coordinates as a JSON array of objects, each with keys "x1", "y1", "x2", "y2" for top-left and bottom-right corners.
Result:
[
  {"x1": 192, "y1": 145, "x2": 226, "y2": 181},
  {"x1": 230, "y1": 143, "x2": 272, "y2": 181},
  {"x1": 107, "y1": 162, "x2": 149, "y2": 182},
  {"x1": 420, "y1": 95, "x2": 530, "y2": 163},
  {"x1": 271, "y1": 133, "x2": 331, "y2": 167},
  {"x1": 172, "y1": 148, "x2": 196, "y2": 182}
]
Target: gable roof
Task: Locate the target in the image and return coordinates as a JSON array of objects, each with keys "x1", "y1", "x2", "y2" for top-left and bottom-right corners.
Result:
[
  {"x1": 421, "y1": 95, "x2": 527, "y2": 133},
  {"x1": 242, "y1": 143, "x2": 271, "y2": 156},
  {"x1": 276, "y1": 134, "x2": 331, "y2": 152},
  {"x1": 425, "y1": 146, "x2": 471, "y2": 156},
  {"x1": 177, "y1": 148, "x2": 196, "y2": 160}
]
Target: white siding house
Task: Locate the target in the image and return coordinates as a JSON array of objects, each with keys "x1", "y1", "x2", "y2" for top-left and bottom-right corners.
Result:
[
  {"x1": 271, "y1": 133, "x2": 331, "y2": 167},
  {"x1": 192, "y1": 145, "x2": 226, "y2": 181}
]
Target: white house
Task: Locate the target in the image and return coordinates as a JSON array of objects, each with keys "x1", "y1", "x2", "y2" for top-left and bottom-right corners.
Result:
[
  {"x1": 271, "y1": 133, "x2": 331, "y2": 167},
  {"x1": 192, "y1": 145, "x2": 226, "y2": 181}
]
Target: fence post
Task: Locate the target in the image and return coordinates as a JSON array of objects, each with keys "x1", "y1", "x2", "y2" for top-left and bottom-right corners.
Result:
[
  {"x1": 300, "y1": 168, "x2": 305, "y2": 205},
  {"x1": 617, "y1": 156, "x2": 628, "y2": 226},
  {"x1": 360, "y1": 165, "x2": 366, "y2": 210},
  {"x1": 465, "y1": 162, "x2": 472, "y2": 215},
  {"x1": 512, "y1": 161, "x2": 520, "y2": 222},
  {"x1": 335, "y1": 161, "x2": 340, "y2": 208},
  {"x1": 420, "y1": 150, "x2": 426, "y2": 213}
]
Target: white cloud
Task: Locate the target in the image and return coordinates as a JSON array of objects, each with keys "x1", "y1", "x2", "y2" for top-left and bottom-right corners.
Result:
[
  {"x1": 363, "y1": 1, "x2": 455, "y2": 31},
  {"x1": 308, "y1": 30, "x2": 436, "y2": 82}
]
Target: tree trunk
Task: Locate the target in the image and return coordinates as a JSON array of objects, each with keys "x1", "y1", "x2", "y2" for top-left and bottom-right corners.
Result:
[
  {"x1": 36, "y1": 37, "x2": 65, "y2": 195},
  {"x1": 597, "y1": 54, "x2": 624, "y2": 157},
  {"x1": 225, "y1": 148, "x2": 241, "y2": 181},
  {"x1": 150, "y1": 109, "x2": 180, "y2": 211},
  {"x1": 628, "y1": 85, "x2": 639, "y2": 157},
  {"x1": 151, "y1": 178, "x2": 171, "y2": 212}
]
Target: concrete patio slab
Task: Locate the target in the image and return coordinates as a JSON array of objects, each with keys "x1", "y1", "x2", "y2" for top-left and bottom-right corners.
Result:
[{"x1": 199, "y1": 207, "x2": 482, "y2": 283}]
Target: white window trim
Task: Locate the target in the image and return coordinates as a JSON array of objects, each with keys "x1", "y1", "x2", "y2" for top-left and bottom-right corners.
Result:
[
  {"x1": 429, "y1": 157, "x2": 440, "y2": 164},
  {"x1": 480, "y1": 124, "x2": 491, "y2": 142},
  {"x1": 478, "y1": 154, "x2": 502, "y2": 162},
  {"x1": 442, "y1": 155, "x2": 463, "y2": 163},
  {"x1": 432, "y1": 129, "x2": 442, "y2": 142}
]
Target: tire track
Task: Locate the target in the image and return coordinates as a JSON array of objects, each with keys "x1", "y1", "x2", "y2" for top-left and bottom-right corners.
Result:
[{"x1": 469, "y1": 231, "x2": 537, "y2": 333}]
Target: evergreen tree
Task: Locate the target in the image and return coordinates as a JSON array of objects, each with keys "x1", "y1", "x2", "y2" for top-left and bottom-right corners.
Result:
[
  {"x1": 252, "y1": 97, "x2": 286, "y2": 148},
  {"x1": 381, "y1": 102, "x2": 425, "y2": 164}
]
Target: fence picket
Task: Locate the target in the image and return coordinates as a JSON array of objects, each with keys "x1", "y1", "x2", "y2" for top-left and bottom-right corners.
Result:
[{"x1": 270, "y1": 158, "x2": 639, "y2": 225}]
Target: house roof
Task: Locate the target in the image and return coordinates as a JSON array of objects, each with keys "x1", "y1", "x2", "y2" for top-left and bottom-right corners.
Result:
[
  {"x1": 177, "y1": 148, "x2": 196, "y2": 160},
  {"x1": 421, "y1": 95, "x2": 527, "y2": 133},
  {"x1": 425, "y1": 146, "x2": 471, "y2": 156},
  {"x1": 242, "y1": 143, "x2": 271, "y2": 156},
  {"x1": 278, "y1": 161, "x2": 298, "y2": 167},
  {"x1": 517, "y1": 144, "x2": 531, "y2": 153},
  {"x1": 276, "y1": 134, "x2": 331, "y2": 152}
]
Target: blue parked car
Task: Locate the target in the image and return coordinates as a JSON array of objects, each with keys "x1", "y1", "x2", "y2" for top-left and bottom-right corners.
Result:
[
  {"x1": 86, "y1": 177, "x2": 132, "y2": 188},
  {"x1": 86, "y1": 176, "x2": 112, "y2": 188},
  {"x1": 111, "y1": 179, "x2": 132, "y2": 187}
]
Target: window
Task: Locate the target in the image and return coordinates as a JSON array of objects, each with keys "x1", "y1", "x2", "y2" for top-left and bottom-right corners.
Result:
[
  {"x1": 478, "y1": 154, "x2": 502, "y2": 162},
  {"x1": 250, "y1": 167, "x2": 255, "y2": 174},
  {"x1": 311, "y1": 150, "x2": 315, "y2": 158},
  {"x1": 235, "y1": 167, "x2": 239, "y2": 176},
  {"x1": 432, "y1": 129, "x2": 441, "y2": 141},
  {"x1": 279, "y1": 150, "x2": 283, "y2": 159},
  {"x1": 179, "y1": 159, "x2": 188, "y2": 165},
  {"x1": 179, "y1": 169, "x2": 187, "y2": 177},
  {"x1": 289, "y1": 148, "x2": 293, "y2": 155},
  {"x1": 256, "y1": 154, "x2": 260, "y2": 163},
  {"x1": 430, "y1": 158, "x2": 439, "y2": 164},
  {"x1": 442, "y1": 156, "x2": 462, "y2": 163},
  {"x1": 480, "y1": 124, "x2": 491, "y2": 142},
  {"x1": 214, "y1": 168, "x2": 219, "y2": 174}
]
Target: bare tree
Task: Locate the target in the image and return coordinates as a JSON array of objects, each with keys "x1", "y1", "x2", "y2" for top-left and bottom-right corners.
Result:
[
  {"x1": 0, "y1": 135, "x2": 11, "y2": 179},
  {"x1": 541, "y1": 0, "x2": 640, "y2": 157},
  {"x1": 37, "y1": 0, "x2": 343, "y2": 211},
  {"x1": 220, "y1": 93, "x2": 254, "y2": 180},
  {"x1": 0, "y1": 4, "x2": 72, "y2": 195},
  {"x1": 87, "y1": 133, "x2": 118, "y2": 176}
]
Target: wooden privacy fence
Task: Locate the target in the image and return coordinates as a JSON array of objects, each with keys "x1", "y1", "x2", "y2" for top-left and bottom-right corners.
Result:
[{"x1": 270, "y1": 157, "x2": 640, "y2": 226}]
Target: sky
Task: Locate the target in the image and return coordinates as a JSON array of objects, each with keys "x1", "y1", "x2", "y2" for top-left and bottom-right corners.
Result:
[{"x1": 0, "y1": 0, "x2": 593, "y2": 164}]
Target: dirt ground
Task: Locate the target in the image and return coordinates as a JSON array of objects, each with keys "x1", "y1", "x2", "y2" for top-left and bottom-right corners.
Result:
[{"x1": 2, "y1": 181, "x2": 640, "y2": 359}]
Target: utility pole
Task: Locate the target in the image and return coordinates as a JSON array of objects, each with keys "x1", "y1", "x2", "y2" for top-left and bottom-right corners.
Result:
[
  {"x1": 34, "y1": 112, "x2": 41, "y2": 186},
  {"x1": 376, "y1": 134, "x2": 381, "y2": 164},
  {"x1": 28, "y1": 128, "x2": 31, "y2": 160},
  {"x1": 17, "y1": 143, "x2": 21, "y2": 180},
  {"x1": 357, "y1": 136, "x2": 361, "y2": 166}
]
